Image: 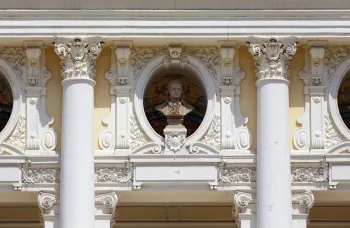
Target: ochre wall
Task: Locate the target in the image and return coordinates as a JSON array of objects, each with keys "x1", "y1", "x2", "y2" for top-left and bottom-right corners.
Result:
[
  {"x1": 239, "y1": 47, "x2": 257, "y2": 150},
  {"x1": 289, "y1": 47, "x2": 306, "y2": 150},
  {"x1": 94, "y1": 48, "x2": 111, "y2": 150},
  {"x1": 44, "y1": 45, "x2": 305, "y2": 152},
  {"x1": 45, "y1": 47, "x2": 62, "y2": 150}
]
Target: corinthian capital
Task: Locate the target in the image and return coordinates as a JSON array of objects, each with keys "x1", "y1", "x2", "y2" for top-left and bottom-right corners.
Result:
[
  {"x1": 53, "y1": 37, "x2": 103, "y2": 81},
  {"x1": 249, "y1": 38, "x2": 296, "y2": 81}
]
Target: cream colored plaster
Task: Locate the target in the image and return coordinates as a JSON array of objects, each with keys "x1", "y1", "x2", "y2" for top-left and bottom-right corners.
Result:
[
  {"x1": 94, "y1": 48, "x2": 111, "y2": 150},
  {"x1": 289, "y1": 47, "x2": 305, "y2": 150},
  {"x1": 45, "y1": 47, "x2": 62, "y2": 150},
  {"x1": 239, "y1": 47, "x2": 257, "y2": 150}
]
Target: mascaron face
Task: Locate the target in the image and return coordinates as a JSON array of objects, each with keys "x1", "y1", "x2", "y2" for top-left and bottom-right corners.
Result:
[
  {"x1": 169, "y1": 83, "x2": 182, "y2": 99},
  {"x1": 266, "y1": 41, "x2": 280, "y2": 61}
]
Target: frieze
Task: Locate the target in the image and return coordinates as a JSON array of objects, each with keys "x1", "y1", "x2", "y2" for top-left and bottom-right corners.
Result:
[
  {"x1": 218, "y1": 166, "x2": 256, "y2": 183},
  {"x1": 0, "y1": 47, "x2": 26, "y2": 79},
  {"x1": 324, "y1": 46, "x2": 350, "y2": 80},
  {"x1": 22, "y1": 162, "x2": 60, "y2": 184},
  {"x1": 292, "y1": 162, "x2": 329, "y2": 183},
  {"x1": 130, "y1": 46, "x2": 167, "y2": 79},
  {"x1": 324, "y1": 111, "x2": 344, "y2": 149},
  {"x1": 4, "y1": 115, "x2": 26, "y2": 151},
  {"x1": 95, "y1": 165, "x2": 133, "y2": 183},
  {"x1": 183, "y1": 46, "x2": 219, "y2": 79}
]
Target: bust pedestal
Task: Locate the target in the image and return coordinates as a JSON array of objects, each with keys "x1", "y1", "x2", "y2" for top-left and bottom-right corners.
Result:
[{"x1": 164, "y1": 124, "x2": 187, "y2": 154}]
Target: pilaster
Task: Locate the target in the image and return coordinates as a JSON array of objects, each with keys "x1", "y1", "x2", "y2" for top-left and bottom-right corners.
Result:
[
  {"x1": 292, "y1": 191, "x2": 315, "y2": 228},
  {"x1": 295, "y1": 41, "x2": 327, "y2": 153},
  {"x1": 233, "y1": 191, "x2": 257, "y2": 228},
  {"x1": 37, "y1": 192, "x2": 59, "y2": 228},
  {"x1": 24, "y1": 41, "x2": 57, "y2": 152},
  {"x1": 95, "y1": 192, "x2": 118, "y2": 228}
]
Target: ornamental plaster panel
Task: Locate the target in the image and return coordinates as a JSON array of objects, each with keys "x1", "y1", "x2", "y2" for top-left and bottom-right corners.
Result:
[
  {"x1": 133, "y1": 51, "x2": 217, "y2": 149},
  {"x1": 95, "y1": 165, "x2": 133, "y2": 183},
  {"x1": 22, "y1": 161, "x2": 60, "y2": 184}
]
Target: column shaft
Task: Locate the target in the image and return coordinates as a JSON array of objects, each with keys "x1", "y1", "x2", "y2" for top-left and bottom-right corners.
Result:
[
  {"x1": 54, "y1": 38, "x2": 103, "y2": 228},
  {"x1": 249, "y1": 38, "x2": 297, "y2": 228}
]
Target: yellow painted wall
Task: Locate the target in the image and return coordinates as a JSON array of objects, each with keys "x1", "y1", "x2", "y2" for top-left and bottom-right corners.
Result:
[
  {"x1": 289, "y1": 47, "x2": 306, "y2": 149},
  {"x1": 45, "y1": 47, "x2": 62, "y2": 150},
  {"x1": 94, "y1": 48, "x2": 111, "y2": 150},
  {"x1": 239, "y1": 47, "x2": 257, "y2": 150}
]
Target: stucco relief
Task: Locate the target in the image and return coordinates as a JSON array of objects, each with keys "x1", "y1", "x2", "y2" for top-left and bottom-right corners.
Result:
[
  {"x1": 324, "y1": 111, "x2": 345, "y2": 149},
  {"x1": 22, "y1": 161, "x2": 60, "y2": 184},
  {"x1": 0, "y1": 47, "x2": 26, "y2": 80},
  {"x1": 324, "y1": 46, "x2": 350, "y2": 80},
  {"x1": 4, "y1": 114, "x2": 26, "y2": 151},
  {"x1": 95, "y1": 165, "x2": 133, "y2": 183},
  {"x1": 218, "y1": 166, "x2": 256, "y2": 183}
]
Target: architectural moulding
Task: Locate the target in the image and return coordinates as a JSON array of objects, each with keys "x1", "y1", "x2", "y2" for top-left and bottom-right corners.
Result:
[
  {"x1": 218, "y1": 41, "x2": 251, "y2": 153},
  {"x1": 326, "y1": 45, "x2": 350, "y2": 145},
  {"x1": 24, "y1": 41, "x2": 57, "y2": 153},
  {"x1": 295, "y1": 41, "x2": 327, "y2": 153},
  {"x1": 292, "y1": 191, "x2": 315, "y2": 227},
  {"x1": 0, "y1": 48, "x2": 24, "y2": 153},
  {"x1": 100, "y1": 41, "x2": 133, "y2": 153}
]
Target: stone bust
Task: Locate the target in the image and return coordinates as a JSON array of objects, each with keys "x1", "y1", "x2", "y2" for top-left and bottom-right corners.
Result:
[{"x1": 156, "y1": 79, "x2": 194, "y2": 125}]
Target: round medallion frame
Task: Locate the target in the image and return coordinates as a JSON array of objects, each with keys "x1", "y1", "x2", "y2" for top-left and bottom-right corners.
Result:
[
  {"x1": 134, "y1": 55, "x2": 216, "y2": 146},
  {"x1": 0, "y1": 59, "x2": 21, "y2": 143},
  {"x1": 329, "y1": 58, "x2": 350, "y2": 140}
]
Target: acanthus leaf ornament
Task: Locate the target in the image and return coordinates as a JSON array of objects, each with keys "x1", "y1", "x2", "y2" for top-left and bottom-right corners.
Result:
[
  {"x1": 324, "y1": 111, "x2": 344, "y2": 149},
  {"x1": 131, "y1": 46, "x2": 167, "y2": 79},
  {"x1": 292, "y1": 163, "x2": 329, "y2": 183},
  {"x1": 0, "y1": 47, "x2": 26, "y2": 79},
  {"x1": 324, "y1": 46, "x2": 350, "y2": 80},
  {"x1": 218, "y1": 166, "x2": 256, "y2": 183},
  {"x1": 183, "y1": 46, "x2": 220, "y2": 79},
  {"x1": 4, "y1": 115, "x2": 26, "y2": 151},
  {"x1": 129, "y1": 113, "x2": 149, "y2": 151},
  {"x1": 54, "y1": 37, "x2": 103, "y2": 81},
  {"x1": 22, "y1": 161, "x2": 60, "y2": 184},
  {"x1": 199, "y1": 114, "x2": 221, "y2": 150},
  {"x1": 95, "y1": 164, "x2": 133, "y2": 183},
  {"x1": 249, "y1": 38, "x2": 296, "y2": 80}
]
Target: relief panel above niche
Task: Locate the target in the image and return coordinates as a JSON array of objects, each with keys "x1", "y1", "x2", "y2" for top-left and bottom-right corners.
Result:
[{"x1": 98, "y1": 43, "x2": 252, "y2": 155}]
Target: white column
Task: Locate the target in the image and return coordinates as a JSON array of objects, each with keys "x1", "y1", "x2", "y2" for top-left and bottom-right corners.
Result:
[
  {"x1": 292, "y1": 191, "x2": 314, "y2": 228},
  {"x1": 54, "y1": 38, "x2": 103, "y2": 228},
  {"x1": 38, "y1": 192, "x2": 59, "y2": 228},
  {"x1": 233, "y1": 191, "x2": 257, "y2": 228},
  {"x1": 95, "y1": 192, "x2": 118, "y2": 228},
  {"x1": 249, "y1": 38, "x2": 297, "y2": 228}
]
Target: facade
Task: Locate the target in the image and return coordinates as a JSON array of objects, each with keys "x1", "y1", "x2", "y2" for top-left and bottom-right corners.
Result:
[{"x1": 1, "y1": 1, "x2": 350, "y2": 228}]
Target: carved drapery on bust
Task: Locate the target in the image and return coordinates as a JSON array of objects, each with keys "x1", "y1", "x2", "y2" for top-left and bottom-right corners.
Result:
[
  {"x1": 54, "y1": 37, "x2": 103, "y2": 81},
  {"x1": 249, "y1": 38, "x2": 297, "y2": 80}
]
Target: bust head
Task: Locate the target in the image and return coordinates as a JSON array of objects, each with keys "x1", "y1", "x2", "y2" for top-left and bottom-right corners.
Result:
[{"x1": 168, "y1": 79, "x2": 183, "y2": 101}]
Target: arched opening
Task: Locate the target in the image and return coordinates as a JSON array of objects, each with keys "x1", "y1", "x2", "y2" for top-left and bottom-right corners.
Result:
[{"x1": 0, "y1": 71, "x2": 13, "y2": 132}]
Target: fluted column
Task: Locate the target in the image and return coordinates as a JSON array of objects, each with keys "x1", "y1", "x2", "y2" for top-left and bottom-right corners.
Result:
[
  {"x1": 249, "y1": 38, "x2": 296, "y2": 228},
  {"x1": 54, "y1": 38, "x2": 103, "y2": 228}
]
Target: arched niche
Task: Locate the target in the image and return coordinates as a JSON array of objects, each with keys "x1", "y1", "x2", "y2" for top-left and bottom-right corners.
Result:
[
  {"x1": 134, "y1": 55, "x2": 216, "y2": 146},
  {"x1": 329, "y1": 58, "x2": 350, "y2": 140}
]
